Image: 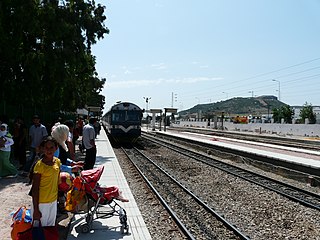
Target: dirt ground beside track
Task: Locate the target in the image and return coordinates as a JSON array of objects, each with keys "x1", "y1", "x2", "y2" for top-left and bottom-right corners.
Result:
[
  {"x1": 0, "y1": 140, "x2": 85, "y2": 240},
  {"x1": 0, "y1": 173, "x2": 32, "y2": 240}
]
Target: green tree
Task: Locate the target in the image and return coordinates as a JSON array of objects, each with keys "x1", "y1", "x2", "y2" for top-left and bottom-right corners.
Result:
[
  {"x1": 272, "y1": 105, "x2": 293, "y2": 123},
  {"x1": 0, "y1": 0, "x2": 109, "y2": 115},
  {"x1": 299, "y1": 102, "x2": 316, "y2": 124},
  {"x1": 281, "y1": 105, "x2": 294, "y2": 124},
  {"x1": 272, "y1": 108, "x2": 281, "y2": 123}
]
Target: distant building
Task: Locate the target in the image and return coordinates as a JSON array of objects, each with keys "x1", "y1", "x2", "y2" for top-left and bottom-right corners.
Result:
[
  {"x1": 258, "y1": 95, "x2": 278, "y2": 101},
  {"x1": 292, "y1": 105, "x2": 320, "y2": 123}
]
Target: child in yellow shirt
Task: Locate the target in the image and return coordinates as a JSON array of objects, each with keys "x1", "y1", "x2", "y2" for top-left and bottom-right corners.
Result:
[{"x1": 31, "y1": 136, "x2": 61, "y2": 226}]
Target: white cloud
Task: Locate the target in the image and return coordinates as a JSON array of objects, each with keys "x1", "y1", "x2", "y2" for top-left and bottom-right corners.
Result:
[
  {"x1": 200, "y1": 65, "x2": 209, "y2": 68},
  {"x1": 151, "y1": 63, "x2": 167, "y2": 70},
  {"x1": 106, "y1": 76, "x2": 222, "y2": 89}
]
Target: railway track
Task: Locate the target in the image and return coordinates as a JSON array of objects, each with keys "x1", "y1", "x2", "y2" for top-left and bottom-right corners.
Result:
[
  {"x1": 121, "y1": 146, "x2": 250, "y2": 240},
  {"x1": 145, "y1": 130, "x2": 320, "y2": 179},
  {"x1": 142, "y1": 134, "x2": 320, "y2": 211}
]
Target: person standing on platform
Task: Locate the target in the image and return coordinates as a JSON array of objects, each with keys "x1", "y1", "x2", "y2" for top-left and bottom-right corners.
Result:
[
  {"x1": 13, "y1": 117, "x2": 27, "y2": 170},
  {"x1": 64, "y1": 120, "x2": 76, "y2": 160},
  {"x1": 93, "y1": 120, "x2": 101, "y2": 138},
  {"x1": 76, "y1": 117, "x2": 84, "y2": 136},
  {"x1": 31, "y1": 136, "x2": 61, "y2": 226},
  {"x1": 24, "y1": 115, "x2": 48, "y2": 173},
  {"x1": 82, "y1": 117, "x2": 97, "y2": 170},
  {"x1": 0, "y1": 123, "x2": 18, "y2": 178}
]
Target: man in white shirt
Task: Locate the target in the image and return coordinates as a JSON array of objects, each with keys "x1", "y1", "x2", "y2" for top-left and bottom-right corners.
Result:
[
  {"x1": 23, "y1": 115, "x2": 48, "y2": 172},
  {"x1": 82, "y1": 117, "x2": 97, "y2": 170}
]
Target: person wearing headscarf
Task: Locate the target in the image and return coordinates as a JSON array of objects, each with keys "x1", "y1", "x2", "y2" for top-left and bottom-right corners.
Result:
[
  {"x1": 0, "y1": 123, "x2": 18, "y2": 178},
  {"x1": 51, "y1": 123, "x2": 69, "y2": 165},
  {"x1": 50, "y1": 124, "x2": 84, "y2": 213},
  {"x1": 51, "y1": 124, "x2": 84, "y2": 174}
]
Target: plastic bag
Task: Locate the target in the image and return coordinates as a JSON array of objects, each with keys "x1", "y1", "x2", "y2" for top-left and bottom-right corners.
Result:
[
  {"x1": 11, "y1": 206, "x2": 32, "y2": 240},
  {"x1": 11, "y1": 207, "x2": 32, "y2": 223}
]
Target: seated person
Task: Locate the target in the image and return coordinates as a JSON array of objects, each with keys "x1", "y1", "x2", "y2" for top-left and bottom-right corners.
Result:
[{"x1": 51, "y1": 124, "x2": 84, "y2": 174}]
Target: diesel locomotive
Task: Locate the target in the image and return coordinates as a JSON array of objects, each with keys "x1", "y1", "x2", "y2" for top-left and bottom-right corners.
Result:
[{"x1": 102, "y1": 102, "x2": 143, "y2": 142}]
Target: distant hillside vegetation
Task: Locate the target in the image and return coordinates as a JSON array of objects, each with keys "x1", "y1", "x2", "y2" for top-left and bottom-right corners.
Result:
[{"x1": 179, "y1": 95, "x2": 287, "y2": 117}]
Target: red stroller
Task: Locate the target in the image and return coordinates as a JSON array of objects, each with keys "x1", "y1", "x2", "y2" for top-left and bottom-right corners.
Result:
[{"x1": 67, "y1": 165, "x2": 129, "y2": 234}]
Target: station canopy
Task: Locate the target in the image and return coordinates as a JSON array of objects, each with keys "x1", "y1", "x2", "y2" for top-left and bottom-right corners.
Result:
[{"x1": 164, "y1": 108, "x2": 178, "y2": 114}]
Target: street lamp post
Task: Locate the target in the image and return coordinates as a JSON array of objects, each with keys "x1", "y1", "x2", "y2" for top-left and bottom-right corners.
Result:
[
  {"x1": 272, "y1": 79, "x2": 280, "y2": 101},
  {"x1": 248, "y1": 91, "x2": 254, "y2": 98}
]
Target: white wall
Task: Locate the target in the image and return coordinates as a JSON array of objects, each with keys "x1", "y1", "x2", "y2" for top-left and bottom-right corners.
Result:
[{"x1": 174, "y1": 120, "x2": 320, "y2": 137}]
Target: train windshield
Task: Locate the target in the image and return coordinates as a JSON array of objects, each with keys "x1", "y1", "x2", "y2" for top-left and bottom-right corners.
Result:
[{"x1": 112, "y1": 110, "x2": 140, "y2": 122}]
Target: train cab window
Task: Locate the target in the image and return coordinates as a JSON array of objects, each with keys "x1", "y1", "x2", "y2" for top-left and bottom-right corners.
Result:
[
  {"x1": 112, "y1": 113, "x2": 119, "y2": 121},
  {"x1": 112, "y1": 112, "x2": 125, "y2": 121},
  {"x1": 127, "y1": 112, "x2": 139, "y2": 121},
  {"x1": 112, "y1": 110, "x2": 141, "y2": 122}
]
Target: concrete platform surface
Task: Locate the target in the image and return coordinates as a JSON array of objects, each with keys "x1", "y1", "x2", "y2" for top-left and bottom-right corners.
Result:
[{"x1": 67, "y1": 130, "x2": 152, "y2": 240}]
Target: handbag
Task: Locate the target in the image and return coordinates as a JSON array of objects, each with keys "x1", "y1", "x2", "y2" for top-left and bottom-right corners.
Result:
[
  {"x1": 16, "y1": 227, "x2": 32, "y2": 240},
  {"x1": 11, "y1": 206, "x2": 32, "y2": 240},
  {"x1": 32, "y1": 221, "x2": 59, "y2": 240}
]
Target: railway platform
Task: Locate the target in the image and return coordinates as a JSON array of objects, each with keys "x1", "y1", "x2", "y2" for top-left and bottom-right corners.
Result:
[
  {"x1": 67, "y1": 130, "x2": 152, "y2": 239},
  {"x1": 144, "y1": 128, "x2": 320, "y2": 174}
]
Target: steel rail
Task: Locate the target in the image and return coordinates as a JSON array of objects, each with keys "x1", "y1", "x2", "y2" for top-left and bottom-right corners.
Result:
[
  {"x1": 146, "y1": 131, "x2": 320, "y2": 177},
  {"x1": 142, "y1": 134, "x2": 320, "y2": 211},
  {"x1": 126, "y1": 146, "x2": 250, "y2": 240},
  {"x1": 121, "y1": 147, "x2": 196, "y2": 240}
]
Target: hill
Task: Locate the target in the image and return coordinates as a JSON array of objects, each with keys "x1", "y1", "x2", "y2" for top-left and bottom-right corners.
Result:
[{"x1": 179, "y1": 95, "x2": 287, "y2": 117}]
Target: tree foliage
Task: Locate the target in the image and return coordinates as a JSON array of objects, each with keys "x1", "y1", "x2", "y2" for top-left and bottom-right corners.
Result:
[
  {"x1": 299, "y1": 102, "x2": 316, "y2": 124},
  {"x1": 272, "y1": 105, "x2": 294, "y2": 123},
  {"x1": 0, "y1": 0, "x2": 109, "y2": 114}
]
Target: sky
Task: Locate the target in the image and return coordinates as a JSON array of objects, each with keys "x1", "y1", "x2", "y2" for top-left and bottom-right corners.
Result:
[{"x1": 92, "y1": 0, "x2": 320, "y2": 114}]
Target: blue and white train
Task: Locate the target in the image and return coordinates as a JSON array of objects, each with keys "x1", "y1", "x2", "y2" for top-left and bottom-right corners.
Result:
[{"x1": 102, "y1": 102, "x2": 143, "y2": 142}]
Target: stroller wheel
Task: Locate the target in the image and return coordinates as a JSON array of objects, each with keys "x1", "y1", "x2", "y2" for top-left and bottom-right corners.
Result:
[
  {"x1": 81, "y1": 224, "x2": 90, "y2": 233},
  {"x1": 120, "y1": 224, "x2": 129, "y2": 234}
]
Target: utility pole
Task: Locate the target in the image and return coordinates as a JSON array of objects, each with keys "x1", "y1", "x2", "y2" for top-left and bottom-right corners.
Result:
[{"x1": 171, "y1": 92, "x2": 177, "y2": 108}]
